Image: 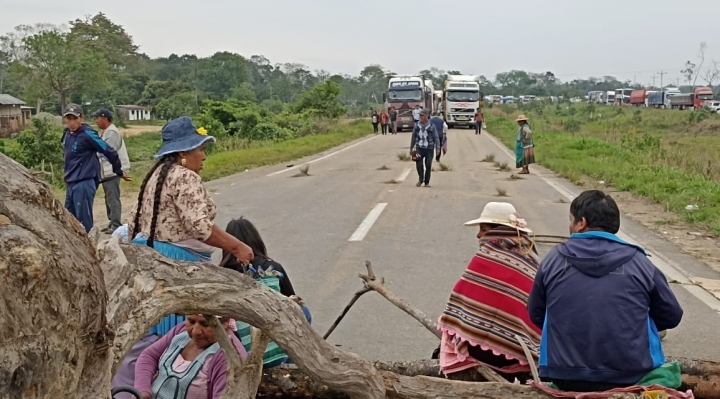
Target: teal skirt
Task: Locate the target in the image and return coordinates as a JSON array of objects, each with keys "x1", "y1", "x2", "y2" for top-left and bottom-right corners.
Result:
[{"x1": 132, "y1": 237, "x2": 209, "y2": 336}]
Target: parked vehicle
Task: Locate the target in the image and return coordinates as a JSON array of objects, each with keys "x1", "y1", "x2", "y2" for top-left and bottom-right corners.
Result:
[
  {"x1": 443, "y1": 75, "x2": 482, "y2": 128},
  {"x1": 604, "y1": 91, "x2": 616, "y2": 105},
  {"x1": 647, "y1": 91, "x2": 671, "y2": 108},
  {"x1": 668, "y1": 87, "x2": 715, "y2": 110},
  {"x1": 383, "y1": 75, "x2": 435, "y2": 132},
  {"x1": 703, "y1": 100, "x2": 720, "y2": 112},
  {"x1": 614, "y1": 88, "x2": 633, "y2": 105},
  {"x1": 644, "y1": 91, "x2": 657, "y2": 107},
  {"x1": 629, "y1": 90, "x2": 647, "y2": 107}
]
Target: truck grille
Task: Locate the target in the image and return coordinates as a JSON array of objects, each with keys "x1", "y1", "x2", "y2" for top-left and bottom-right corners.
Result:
[{"x1": 450, "y1": 108, "x2": 475, "y2": 113}]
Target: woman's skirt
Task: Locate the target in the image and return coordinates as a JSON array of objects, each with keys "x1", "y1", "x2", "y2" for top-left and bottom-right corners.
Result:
[{"x1": 522, "y1": 145, "x2": 536, "y2": 166}]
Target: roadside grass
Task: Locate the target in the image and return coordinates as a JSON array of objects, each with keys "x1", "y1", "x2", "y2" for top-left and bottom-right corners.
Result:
[{"x1": 486, "y1": 106, "x2": 720, "y2": 233}]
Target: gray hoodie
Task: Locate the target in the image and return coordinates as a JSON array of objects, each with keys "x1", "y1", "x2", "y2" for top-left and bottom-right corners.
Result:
[{"x1": 98, "y1": 124, "x2": 130, "y2": 181}]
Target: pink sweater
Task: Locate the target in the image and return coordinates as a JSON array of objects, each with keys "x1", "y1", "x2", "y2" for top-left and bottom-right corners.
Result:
[{"x1": 135, "y1": 324, "x2": 248, "y2": 399}]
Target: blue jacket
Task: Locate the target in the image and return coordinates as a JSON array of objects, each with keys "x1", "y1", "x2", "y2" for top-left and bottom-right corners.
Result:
[
  {"x1": 62, "y1": 123, "x2": 123, "y2": 185},
  {"x1": 527, "y1": 231, "x2": 683, "y2": 385}
]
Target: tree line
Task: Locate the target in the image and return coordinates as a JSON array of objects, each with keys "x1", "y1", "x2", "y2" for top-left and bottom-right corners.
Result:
[{"x1": 1, "y1": 13, "x2": 717, "y2": 117}]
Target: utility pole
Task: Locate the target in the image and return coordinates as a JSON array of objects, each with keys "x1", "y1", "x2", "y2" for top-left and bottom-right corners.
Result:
[
  {"x1": 650, "y1": 74, "x2": 657, "y2": 88},
  {"x1": 657, "y1": 70, "x2": 667, "y2": 90}
]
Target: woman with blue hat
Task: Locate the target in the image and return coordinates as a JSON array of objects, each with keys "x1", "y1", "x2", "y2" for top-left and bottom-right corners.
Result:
[{"x1": 111, "y1": 116, "x2": 254, "y2": 397}]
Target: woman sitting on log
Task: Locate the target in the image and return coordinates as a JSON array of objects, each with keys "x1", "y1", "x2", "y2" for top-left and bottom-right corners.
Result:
[
  {"x1": 437, "y1": 202, "x2": 541, "y2": 378},
  {"x1": 221, "y1": 217, "x2": 312, "y2": 368},
  {"x1": 134, "y1": 315, "x2": 248, "y2": 399},
  {"x1": 112, "y1": 117, "x2": 254, "y2": 397}
]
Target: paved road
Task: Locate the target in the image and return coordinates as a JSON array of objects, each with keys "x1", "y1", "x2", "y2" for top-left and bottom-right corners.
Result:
[{"x1": 202, "y1": 128, "x2": 720, "y2": 362}]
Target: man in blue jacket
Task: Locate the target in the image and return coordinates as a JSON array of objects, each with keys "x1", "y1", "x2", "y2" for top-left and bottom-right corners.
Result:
[
  {"x1": 62, "y1": 103, "x2": 127, "y2": 233},
  {"x1": 528, "y1": 190, "x2": 682, "y2": 392}
]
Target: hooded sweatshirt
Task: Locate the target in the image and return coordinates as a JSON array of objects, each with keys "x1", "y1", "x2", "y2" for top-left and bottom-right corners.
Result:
[
  {"x1": 62, "y1": 123, "x2": 123, "y2": 185},
  {"x1": 527, "y1": 231, "x2": 683, "y2": 385}
]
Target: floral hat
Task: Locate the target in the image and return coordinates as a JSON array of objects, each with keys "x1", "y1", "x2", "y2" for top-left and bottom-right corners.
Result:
[
  {"x1": 154, "y1": 116, "x2": 216, "y2": 159},
  {"x1": 464, "y1": 202, "x2": 532, "y2": 233}
]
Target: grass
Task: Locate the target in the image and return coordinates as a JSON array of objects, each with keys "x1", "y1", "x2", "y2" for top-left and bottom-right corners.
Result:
[
  {"x1": 438, "y1": 162, "x2": 453, "y2": 171},
  {"x1": 396, "y1": 152, "x2": 411, "y2": 161},
  {"x1": 377, "y1": 165, "x2": 390, "y2": 170},
  {"x1": 486, "y1": 103, "x2": 720, "y2": 233},
  {"x1": 291, "y1": 164, "x2": 311, "y2": 178},
  {"x1": 384, "y1": 179, "x2": 399, "y2": 184},
  {"x1": 496, "y1": 161, "x2": 510, "y2": 171},
  {"x1": 495, "y1": 186, "x2": 508, "y2": 197},
  {"x1": 482, "y1": 153, "x2": 496, "y2": 163}
]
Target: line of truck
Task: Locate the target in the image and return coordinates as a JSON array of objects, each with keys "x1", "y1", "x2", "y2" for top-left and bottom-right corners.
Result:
[{"x1": 587, "y1": 86, "x2": 715, "y2": 110}]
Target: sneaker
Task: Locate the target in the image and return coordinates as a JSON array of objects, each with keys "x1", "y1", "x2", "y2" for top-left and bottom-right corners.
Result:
[
  {"x1": 101, "y1": 226, "x2": 114, "y2": 234},
  {"x1": 424, "y1": 183, "x2": 431, "y2": 188},
  {"x1": 416, "y1": 182, "x2": 422, "y2": 187}
]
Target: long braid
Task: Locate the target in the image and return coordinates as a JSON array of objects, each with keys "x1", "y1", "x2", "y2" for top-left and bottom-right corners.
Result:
[
  {"x1": 130, "y1": 158, "x2": 167, "y2": 241},
  {"x1": 146, "y1": 156, "x2": 175, "y2": 248}
]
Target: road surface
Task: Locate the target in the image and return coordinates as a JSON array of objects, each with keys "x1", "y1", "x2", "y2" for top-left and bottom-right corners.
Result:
[{"x1": 198, "y1": 128, "x2": 720, "y2": 362}]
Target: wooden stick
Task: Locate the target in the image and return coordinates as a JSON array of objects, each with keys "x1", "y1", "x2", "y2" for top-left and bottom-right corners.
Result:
[
  {"x1": 323, "y1": 286, "x2": 371, "y2": 340},
  {"x1": 516, "y1": 334, "x2": 540, "y2": 383}
]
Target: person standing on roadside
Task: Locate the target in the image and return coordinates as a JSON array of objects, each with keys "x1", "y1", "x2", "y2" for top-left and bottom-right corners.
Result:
[
  {"x1": 515, "y1": 114, "x2": 535, "y2": 174},
  {"x1": 430, "y1": 112, "x2": 448, "y2": 162},
  {"x1": 371, "y1": 110, "x2": 379, "y2": 134},
  {"x1": 412, "y1": 104, "x2": 422, "y2": 123},
  {"x1": 380, "y1": 110, "x2": 390, "y2": 135},
  {"x1": 93, "y1": 108, "x2": 131, "y2": 234},
  {"x1": 389, "y1": 107, "x2": 398, "y2": 134},
  {"x1": 474, "y1": 108, "x2": 484, "y2": 135},
  {"x1": 410, "y1": 109, "x2": 440, "y2": 187},
  {"x1": 61, "y1": 103, "x2": 129, "y2": 233}
]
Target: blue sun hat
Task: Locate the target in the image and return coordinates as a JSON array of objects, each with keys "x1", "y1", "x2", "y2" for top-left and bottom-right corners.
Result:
[{"x1": 154, "y1": 116, "x2": 216, "y2": 159}]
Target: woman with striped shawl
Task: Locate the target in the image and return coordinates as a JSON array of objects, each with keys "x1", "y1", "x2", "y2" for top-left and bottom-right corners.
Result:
[{"x1": 437, "y1": 202, "x2": 541, "y2": 378}]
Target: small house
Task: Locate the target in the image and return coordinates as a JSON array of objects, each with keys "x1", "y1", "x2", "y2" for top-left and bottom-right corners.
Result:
[
  {"x1": 0, "y1": 94, "x2": 31, "y2": 137},
  {"x1": 117, "y1": 105, "x2": 151, "y2": 121}
]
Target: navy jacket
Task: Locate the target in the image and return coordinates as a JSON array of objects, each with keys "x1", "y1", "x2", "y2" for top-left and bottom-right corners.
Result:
[
  {"x1": 62, "y1": 123, "x2": 123, "y2": 185},
  {"x1": 527, "y1": 231, "x2": 683, "y2": 385}
]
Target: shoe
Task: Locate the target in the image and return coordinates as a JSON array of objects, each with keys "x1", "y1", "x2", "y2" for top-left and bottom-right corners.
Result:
[
  {"x1": 416, "y1": 182, "x2": 422, "y2": 187},
  {"x1": 101, "y1": 226, "x2": 114, "y2": 234},
  {"x1": 424, "y1": 183, "x2": 431, "y2": 188}
]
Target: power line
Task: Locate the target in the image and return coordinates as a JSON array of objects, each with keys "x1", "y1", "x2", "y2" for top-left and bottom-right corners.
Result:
[{"x1": 657, "y1": 70, "x2": 667, "y2": 90}]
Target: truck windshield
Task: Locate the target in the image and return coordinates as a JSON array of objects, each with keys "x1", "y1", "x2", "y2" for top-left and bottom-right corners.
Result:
[
  {"x1": 388, "y1": 89, "x2": 422, "y2": 101},
  {"x1": 698, "y1": 94, "x2": 714, "y2": 100},
  {"x1": 446, "y1": 90, "x2": 479, "y2": 102}
]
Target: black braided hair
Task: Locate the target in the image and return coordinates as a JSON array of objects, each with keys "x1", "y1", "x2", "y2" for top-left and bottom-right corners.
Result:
[
  {"x1": 146, "y1": 156, "x2": 176, "y2": 249},
  {"x1": 130, "y1": 158, "x2": 166, "y2": 242}
]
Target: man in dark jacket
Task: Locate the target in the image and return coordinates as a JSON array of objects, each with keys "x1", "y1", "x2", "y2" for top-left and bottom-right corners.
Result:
[
  {"x1": 410, "y1": 109, "x2": 439, "y2": 187},
  {"x1": 527, "y1": 190, "x2": 682, "y2": 392},
  {"x1": 62, "y1": 103, "x2": 128, "y2": 233}
]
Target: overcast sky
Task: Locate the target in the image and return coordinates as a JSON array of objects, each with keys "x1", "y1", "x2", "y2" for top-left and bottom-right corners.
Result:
[{"x1": 3, "y1": 0, "x2": 720, "y2": 86}]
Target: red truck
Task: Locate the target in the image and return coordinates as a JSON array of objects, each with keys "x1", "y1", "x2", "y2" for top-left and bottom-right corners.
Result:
[
  {"x1": 669, "y1": 87, "x2": 715, "y2": 110},
  {"x1": 629, "y1": 90, "x2": 647, "y2": 107}
]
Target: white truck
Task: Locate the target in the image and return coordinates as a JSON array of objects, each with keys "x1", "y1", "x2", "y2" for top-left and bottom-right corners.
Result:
[{"x1": 443, "y1": 75, "x2": 482, "y2": 129}]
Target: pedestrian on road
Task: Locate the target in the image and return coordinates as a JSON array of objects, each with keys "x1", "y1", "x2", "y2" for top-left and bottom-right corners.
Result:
[
  {"x1": 389, "y1": 107, "x2": 398, "y2": 134},
  {"x1": 437, "y1": 202, "x2": 540, "y2": 377},
  {"x1": 371, "y1": 110, "x2": 379, "y2": 134},
  {"x1": 429, "y1": 112, "x2": 448, "y2": 162},
  {"x1": 474, "y1": 108, "x2": 484, "y2": 135},
  {"x1": 410, "y1": 109, "x2": 440, "y2": 187},
  {"x1": 515, "y1": 114, "x2": 535, "y2": 174},
  {"x1": 380, "y1": 110, "x2": 390, "y2": 135},
  {"x1": 61, "y1": 103, "x2": 128, "y2": 233},
  {"x1": 93, "y1": 108, "x2": 131, "y2": 234},
  {"x1": 113, "y1": 116, "x2": 254, "y2": 398},
  {"x1": 527, "y1": 190, "x2": 683, "y2": 393},
  {"x1": 412, "y1": 104, "x2": 422, "y2": 123}
]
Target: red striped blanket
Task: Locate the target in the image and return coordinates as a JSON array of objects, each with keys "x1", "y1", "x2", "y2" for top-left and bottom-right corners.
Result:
[{"x1": 438, "y1": 228, "x2": 542, "y2": 375}]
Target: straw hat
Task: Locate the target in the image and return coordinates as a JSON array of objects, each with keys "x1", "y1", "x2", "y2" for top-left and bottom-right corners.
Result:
[
  {"x1": 464, "y1": 202, "x2": 532, "y2": 233},
  {"x1": 516, "y1": 114, "x2": 529, "y2": 122}
]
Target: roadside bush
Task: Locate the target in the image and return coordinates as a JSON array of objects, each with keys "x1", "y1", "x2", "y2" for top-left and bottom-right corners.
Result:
[
  {"x1": 563, "y1": 118, "x2": 582, "y2": 133},
  {"x1": 10, "y1": 118, "x2": 64, "y2": 169},
  {"x1": 688, "y1": 109, "x2": 712, "y2": 124},
  {"x1": 292, "y1": 81, "x2": 347, "y2": 119},
  {"x1": 248, "y1": 122, "x2": 293, "y2": 142}
]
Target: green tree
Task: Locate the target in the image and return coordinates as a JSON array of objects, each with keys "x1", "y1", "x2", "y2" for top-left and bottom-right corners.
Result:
[
  {"x1": 139, "y1": 79, "x2": 193, "y2": 108},
  {"x1": 292, "y1": 81, "x2": 346, "y2": 118},
  {"x1": 196, "y1": 52, "x2": 249, "y2": 100},
  {"x1": 153, "y1": 92, "x2": 199, "y2": 120},
  {"x1": 69, "y1": 13, "x2": 138, "y2": 68}
]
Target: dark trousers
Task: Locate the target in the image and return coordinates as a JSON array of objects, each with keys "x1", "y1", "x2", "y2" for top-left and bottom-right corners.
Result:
[
  {"x1": 415, "y1": 147, "x2": 434, "y2": 184},
  {"x1": 102, "y1": 176, "x2": 122, "y2": 230},
  {"x1": 64, "y1": 178, "x2": 98, "y2": 233},
  {"x1": 381, "y1": 124, "x2": 388, "y2": 134},
  {"x1": 475, "y1": 121, "x2": 483, "y2": 134},
  {"x1": 372, "y1": 122, "x2": 379, "y2": 133}
]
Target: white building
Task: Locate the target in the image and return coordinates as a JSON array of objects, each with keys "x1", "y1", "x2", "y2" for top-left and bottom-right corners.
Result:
[{"x1": 117, "y1": 105, "x2": 151, "y2": 121}]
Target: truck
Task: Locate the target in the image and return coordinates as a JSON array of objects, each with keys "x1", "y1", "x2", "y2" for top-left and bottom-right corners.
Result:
[
  {"x1": 629, "y1": 90, "x2": 647, "y2": 107},
  {"x1": 604, "y1": 91, "x2": 616, "y2": 105},
  {"x1": 644, "y1": 91, "x2": 657, "y2": 107},
  {"x1": 588, "y1": 91, "x2": 604, "y2": 104},
  {"x1": 614, "y1": 88, "x2": 633, "y2": 105},
  {"x1": 383, "y1": 75, "x2": 435, "y2": 132},
  {"x1": 647, "y1": 91, "x2": 672, "y2": 108},
  {"x1": 668, "y1": 87, "x2": 715, "y2": 110},
  {"x1": 442, "y1": 75, "x2": 482, "y2": 129}
]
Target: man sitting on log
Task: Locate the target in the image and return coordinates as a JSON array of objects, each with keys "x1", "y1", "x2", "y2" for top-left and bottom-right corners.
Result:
[{"x1": 528, "y1": 190, "x2": 684, "y2": 392}]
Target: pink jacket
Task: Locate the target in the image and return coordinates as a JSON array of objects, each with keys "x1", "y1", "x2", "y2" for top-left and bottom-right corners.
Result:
[{"x1": 135, "y1": 323, "x2": 248, "y2": 399}]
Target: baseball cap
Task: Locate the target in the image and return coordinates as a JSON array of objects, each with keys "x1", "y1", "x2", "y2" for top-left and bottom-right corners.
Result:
[
  {"x1": 63, "y1": 103, "x2": 84, "y2": 117},
  {"x1": 419, "y1": 108, "x2": 430, "y2": 116},
  {"x1": 91, "y1": 108, "x2": 113, "y2": 119}
]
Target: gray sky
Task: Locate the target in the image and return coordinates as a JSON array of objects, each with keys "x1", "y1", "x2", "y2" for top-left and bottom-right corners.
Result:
[{"x1": 4, "y1": 0, "x2": 720, "y2": 86}]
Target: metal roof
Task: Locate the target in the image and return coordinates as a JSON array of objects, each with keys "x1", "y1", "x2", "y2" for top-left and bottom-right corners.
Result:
[{"x1": 0, "y1": 94, "x2": 26, "y2": 105}]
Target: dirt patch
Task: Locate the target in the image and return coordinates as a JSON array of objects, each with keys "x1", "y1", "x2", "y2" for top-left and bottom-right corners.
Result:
[
  {"x1": 120, "y1": 125, "x2": 160, "y2": 137},
  {"x1": 575, "y1": 176, "x2": 720, "y2": 274}
]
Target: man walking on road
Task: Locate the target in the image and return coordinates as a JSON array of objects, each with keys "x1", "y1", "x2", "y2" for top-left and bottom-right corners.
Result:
[
  {"x1": 527, "y1": 190, "x2": 683, "y2": 392},
  {"x1": 93, "y1": 108, "x2": 131, "y2": 234},
  {"x1": 389, "y1": 107, "x2": 398, "y2": 134},
  {"x1": 474, "y1": 108, "x2": 484, "y2": 135},
  {"x1": 62, "y1": 103, "x2": 129, "y2": 233},
  {"x1": 410, "y1": 109, "x2": 440, "y2": 187},
  {"x1": 430, "y1": 112, "x2": 448, "y2": 162}
]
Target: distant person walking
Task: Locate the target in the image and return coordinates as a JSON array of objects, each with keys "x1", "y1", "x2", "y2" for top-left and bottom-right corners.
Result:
[
  {"x1": 515, "y1": 114, "x2": 535, "y2": 174},
  {"x1": 430, "y1": 112, "x2": 448, "y2": 162},
  {"x1": 380, "y1": 110, "x2": 390, "y2": 135},
  {"x1": 412, "y1": 105, "x2": 422, "y2": 123},
  {"x1": 389, "y1": 107, "x2": 398, "y2": 134},
  {"x1": 474, "y1": 108, "x2": 484, "y2": 135},
  {"x1": 410, "y1": 109, "x2": 440, "y2": 187},
  {"x1": 61, "y1": 103, "x2": 129, "y2": 233},
  {"x1": 371, "y1": 110, "x2": 379, "y2": 134},
  {"x1": 93, "y1": 108, "x2": 131, "y2": 234}
]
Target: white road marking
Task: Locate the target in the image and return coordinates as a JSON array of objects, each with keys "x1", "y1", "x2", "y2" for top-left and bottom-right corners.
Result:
[
  {"x1": 266, "y1": 135, "x2": 378, "y2": 177},
  {"x1": 348, "y1": 203, "x2": 388, "y2": 242},
  {"x1": 484, "y1": 131, "x2": 720, "y2": 314},
  {"x1": 396, "y1": 168, "x2": 412, "y2": 182}
]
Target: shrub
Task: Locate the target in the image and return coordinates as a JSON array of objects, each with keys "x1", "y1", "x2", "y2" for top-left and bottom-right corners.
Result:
[
  {"x1": 248, "y1": 122, "x2": 293, "y2": 142},
  {"x1": 10, "y1": 118, "x2": 64, "y2": 168}
]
